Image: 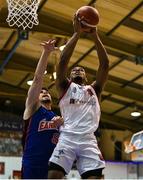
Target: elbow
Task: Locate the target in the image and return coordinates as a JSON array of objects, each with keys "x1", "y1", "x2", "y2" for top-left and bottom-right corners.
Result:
[
  {"x1": 101, "y1": 59, "x2": 109, "y2": 69},
  {"x1": 105, "y1": 57, "x2": 109, "y2": 66},
  {"x1": 105, "y1": 61, "x2": 109, "y2": 69}
]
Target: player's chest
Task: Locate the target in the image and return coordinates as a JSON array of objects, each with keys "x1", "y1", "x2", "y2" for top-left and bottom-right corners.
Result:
[{"x1": 69, "y1": 85, "x2": 94, "y2": 99}]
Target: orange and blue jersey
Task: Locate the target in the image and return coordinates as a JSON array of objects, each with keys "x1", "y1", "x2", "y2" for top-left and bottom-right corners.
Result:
[{"x1": 22, "y1": 106, "x2": 59, "y2": 178}]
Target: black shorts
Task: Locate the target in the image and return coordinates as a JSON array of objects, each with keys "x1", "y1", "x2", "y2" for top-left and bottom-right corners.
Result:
[{"x1": 81, "y1": 168, "x2": 104, "y2": 179}]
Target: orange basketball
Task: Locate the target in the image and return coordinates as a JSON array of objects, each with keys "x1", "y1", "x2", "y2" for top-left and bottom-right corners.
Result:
[{"x1": 76, "y1": 6, "x2": 99, "y2": 29}]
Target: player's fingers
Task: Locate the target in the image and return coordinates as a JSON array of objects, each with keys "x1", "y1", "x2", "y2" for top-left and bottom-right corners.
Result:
[
  {"x1": 50, "y1": 39, "x2": 56, "y2": 44},
  {"x1": 78, "y1": 16, "x2": 85, "y2": 23},
  {"x1": 42, "y1": 39, "x2": 54, "y2": 44},
  {"x1": 41, "y1": 41, "x2": 48, "y2": 45},
  {"x1": 40, "y1": 42, "x2": 45, "y2": 46}
]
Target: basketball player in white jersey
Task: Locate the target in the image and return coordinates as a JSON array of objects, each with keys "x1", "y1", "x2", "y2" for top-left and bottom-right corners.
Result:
[{"x1": 48, "y1": 15, "x2": 109, "y2": 179}]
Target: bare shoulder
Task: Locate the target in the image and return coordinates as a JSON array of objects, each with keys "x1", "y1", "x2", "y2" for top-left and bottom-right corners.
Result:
[{"x1": 56, "y1": 78, "x2": 70, "y2": 96}]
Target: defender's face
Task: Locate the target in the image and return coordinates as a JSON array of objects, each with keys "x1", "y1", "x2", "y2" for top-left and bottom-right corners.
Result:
[
  {"x1": 70, "y1": 66, "x2": 86, "y2": 81},
  {"x1": 39, "y1": 89, "x2": 52, "y2": 103}
]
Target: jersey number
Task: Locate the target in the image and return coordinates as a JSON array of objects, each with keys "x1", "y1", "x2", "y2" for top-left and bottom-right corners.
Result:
[{"x1": 51, "y1": 133, "x2": 59, "y2": 144}]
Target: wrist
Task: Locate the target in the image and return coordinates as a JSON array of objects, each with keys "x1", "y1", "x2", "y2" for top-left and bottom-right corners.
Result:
[
  {"x1": 74, "y1": 31, "x2": 80, "y2": 36},
  {"x1": 43, "y1": 49, "x2": 51, "y2": 54},
  {"x1": 73, "y1": 32, "x2": 80, "y2": 39},
  {"x1": 92, "y1": 32, "x2": 99, "y2": 41}
]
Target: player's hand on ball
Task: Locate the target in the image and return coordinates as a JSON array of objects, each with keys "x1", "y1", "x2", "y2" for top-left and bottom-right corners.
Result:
[{"x1": 73, "y1": 14, "x2": 84, "y2": 34}]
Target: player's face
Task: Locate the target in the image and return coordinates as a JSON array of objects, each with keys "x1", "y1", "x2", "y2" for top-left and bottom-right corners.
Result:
[
  {"x1": 70, "y1": 66, "x2": 86, "y2": 82},
  {"x1": 39, "y1": 89, "x2": 52, "y2": 103}
]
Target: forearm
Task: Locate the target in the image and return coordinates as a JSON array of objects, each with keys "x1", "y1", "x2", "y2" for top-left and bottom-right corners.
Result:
[
  {"x1": 25, "y1": 39, "x2": 56, "y2": 117},
  {"x1": 93, "y1": 33, "x2": 109, "y2": 67},
  {"x1": 91, "y1": 31, "x2": 109, "y2": 96},
  {"x1": 34, "y1": 50, "x2": 50, "y2": 79},
  {"x1": 59, "y1": 32, "x2": 79, "y2": 69},
  {"x1": 27, "y1": 50, "x2": 50, "y2": 103},
  {"x1": 56, "y1": 32, "x2": 79, "y2": 95}
]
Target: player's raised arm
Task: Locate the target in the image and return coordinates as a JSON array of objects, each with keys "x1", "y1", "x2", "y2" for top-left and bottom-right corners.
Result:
[
  {"x1": 23, "y1": 39, "x2": 56, "y2": 120},
  {"x1": 56, "y1": 16, "x2": 83, "y2": 97},
  {"x1": 91, "y1": 28, "x2": 109, "y2": 100}
]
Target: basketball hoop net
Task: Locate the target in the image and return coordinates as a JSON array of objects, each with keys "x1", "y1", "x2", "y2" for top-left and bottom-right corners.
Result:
[{"x1": 6, "y1": 0, "x2": 40, "y2": 30}]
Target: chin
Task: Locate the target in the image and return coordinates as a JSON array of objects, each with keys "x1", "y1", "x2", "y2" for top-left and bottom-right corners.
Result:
[{"x1": 41, "y1": 99, "x2": 51, "y2": 104}]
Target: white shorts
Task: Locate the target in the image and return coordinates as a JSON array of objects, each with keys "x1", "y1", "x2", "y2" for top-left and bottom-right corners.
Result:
[{"x1": 49, "y1": 132, "x2": 105, "y2": 175}]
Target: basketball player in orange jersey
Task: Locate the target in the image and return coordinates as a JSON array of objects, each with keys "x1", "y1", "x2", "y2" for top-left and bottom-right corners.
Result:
[
  {"x1": 21, "y1": 39, "x2": 63, "y2": 179},
  {"x1": 48, "y1": 15, "x2": 109, "y2": 179}
]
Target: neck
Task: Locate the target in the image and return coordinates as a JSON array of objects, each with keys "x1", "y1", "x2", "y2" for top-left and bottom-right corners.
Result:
[
  {"x1": 72, "y1": 77, "x2": 85, "y2": 85},
  {"x1": 41, "y1": 103, "x2": 51, "y2": 110},
  {"x1": 73, "y1": 80, "x2": 85, "y2": 86}
]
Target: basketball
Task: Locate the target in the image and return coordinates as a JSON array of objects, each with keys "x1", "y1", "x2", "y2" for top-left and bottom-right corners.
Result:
[{"x1": 76, "y1": 6, "x2": 99, "y2": 31}]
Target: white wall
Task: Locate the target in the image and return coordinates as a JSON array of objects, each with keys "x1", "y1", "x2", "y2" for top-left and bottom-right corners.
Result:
[
  {"x1": 138, "y1": 164, "x2": 143, "y2": 179},
  {"x1": 103, "y1": 162, "x2": 128, "y2": 179},
  {"x1": 0, "y1": 156, "x2": 22, "y2": 179},
  {"x1": 103, "y1": 161, "x2": 138, "y2": 179},
  {"x1": 67, "y1": 162, "x2": 141, "y2": 179},
  {"x1": 0, "y1": 156, "x2": 143, "y2": 179}
]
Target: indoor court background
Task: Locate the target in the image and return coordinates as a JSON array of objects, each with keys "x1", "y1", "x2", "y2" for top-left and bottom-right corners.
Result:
[{"x1": 0, "y1": 0, "x2": 143, "y2": 179}]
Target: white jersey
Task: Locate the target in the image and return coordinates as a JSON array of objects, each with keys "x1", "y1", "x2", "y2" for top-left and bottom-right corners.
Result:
[{"x1": 59, "y1": 82, "x2": 101, "y2": 134}]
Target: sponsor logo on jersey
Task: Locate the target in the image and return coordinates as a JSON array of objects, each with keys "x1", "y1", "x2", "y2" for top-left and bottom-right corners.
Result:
[
  {"x1": 70, "y1": 98, "x2": 96, "y2": 105},
  {"x1": 72, "y1": 87, "x2": 77, "y2": 93},
  {"x1": 38, "y1": 119, "x2": 58, "y2": 131},
  {"x1": 70, "y1": 87, "x2": 96, "y2": 105}
]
